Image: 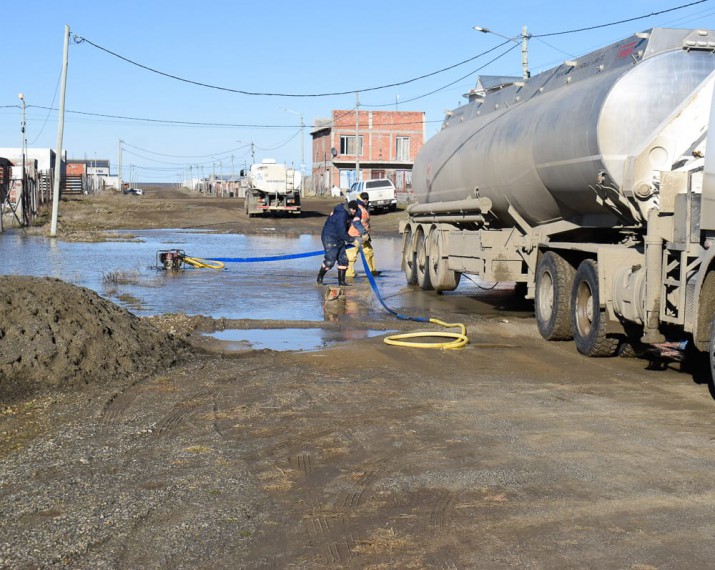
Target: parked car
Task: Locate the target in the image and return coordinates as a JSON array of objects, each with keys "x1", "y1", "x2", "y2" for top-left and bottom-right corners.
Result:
[
  {"x1": 346, "y1": 179, "x2": 397, "y2": 212},
  {"x1": 123, "y1": 187, "x2": 143, "y2": 196}
]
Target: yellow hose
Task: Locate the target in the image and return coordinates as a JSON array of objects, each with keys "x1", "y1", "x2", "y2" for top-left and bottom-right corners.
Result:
[
  {"x1": 183, "y1": 257, "x2": 225, "y2": 270},
  {"x1": 384, "y1": 318, "x2": 469, "y2": 350}
]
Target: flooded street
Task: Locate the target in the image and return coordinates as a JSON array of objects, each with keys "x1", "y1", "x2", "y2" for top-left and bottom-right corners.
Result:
[{"x1": 0, "y1": 230, "x2": 404, "y2": 321}]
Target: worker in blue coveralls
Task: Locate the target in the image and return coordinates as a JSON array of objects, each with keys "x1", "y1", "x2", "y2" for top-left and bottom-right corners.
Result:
[{"x1": 316, "y1": 200, "x2": 363, "y2": 286}]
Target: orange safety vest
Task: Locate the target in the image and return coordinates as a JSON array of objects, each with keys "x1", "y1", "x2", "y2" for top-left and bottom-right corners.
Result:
[{"x1": 348, "y1": 203, "x2": 370, "y2": 237}]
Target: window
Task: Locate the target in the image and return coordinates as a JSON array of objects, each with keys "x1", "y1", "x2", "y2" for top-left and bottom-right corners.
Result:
[
  {"x1": 396, "y1": 137, "x2": 410, "y2": 161},
  {"x1": 340, "y1": 135, "x2": 363, "y2": 156}
]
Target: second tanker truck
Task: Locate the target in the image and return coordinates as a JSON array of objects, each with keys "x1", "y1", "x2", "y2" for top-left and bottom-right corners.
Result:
[
  {"x1": 402, "y1": 27, "x2": 715, "y2": 377},
  {"x1": 241, "y1": 159, "x2": 302, "y2": 216}
]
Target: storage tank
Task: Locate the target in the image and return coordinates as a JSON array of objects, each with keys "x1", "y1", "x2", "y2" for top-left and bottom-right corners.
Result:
[{"x1": 412, "y1": 28, "x2": 715, "y2": 228}]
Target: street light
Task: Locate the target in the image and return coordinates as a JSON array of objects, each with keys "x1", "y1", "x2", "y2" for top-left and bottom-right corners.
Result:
[
  {"x1": 473, "y1": 25, "x2": 531, "y2": 80},
  {"x1": 281, "y1": 107, "x2": 305, "y2": 194}
]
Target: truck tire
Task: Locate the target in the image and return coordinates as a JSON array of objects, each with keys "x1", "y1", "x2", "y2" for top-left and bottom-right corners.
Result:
[
  {"x1": 571, "y1": 259, "x2": 618, "y2": 357},
  {"x1": 415, "y1": 227, "x2": 433, "y2": 290},
  {"x1": 535, "y1": 251, "x2": 575, "y2": 340},
  {"x1": 402, "y1": 226, "x2": 417, "y2": 284},
  {"x1": 427, "y1": 228, "x2": 460, "y2": 292}
]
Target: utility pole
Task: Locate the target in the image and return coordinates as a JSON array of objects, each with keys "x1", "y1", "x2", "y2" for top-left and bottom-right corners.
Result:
[
  {"x1": 355, "y1": 92, "x2": 360, "y2": 184},
  {"x1": 50, "y1": 24, "x2": 70, "y2": 238},
  {"x1": 18, "y1": 93, "x2": 26, "y2": 225},
  {"x1": 521, "y1": 25, "x2": 530, "y2": 80},
  {"x1": 118, "y1": 139, "x2": 123, "y2": 193}
]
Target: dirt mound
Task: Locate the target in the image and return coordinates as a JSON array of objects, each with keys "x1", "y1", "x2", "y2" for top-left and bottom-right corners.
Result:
[{"x1": 0, "y1": 276, "x2": 186, "y2": 401}]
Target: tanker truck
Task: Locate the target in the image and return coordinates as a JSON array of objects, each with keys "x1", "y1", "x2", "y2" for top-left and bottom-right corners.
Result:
[
  {"x1": 401, "y1": 27, "x2": 715, "y2": 375},
  {"x1": 241, "y1": 159, "x2": 301, "y2": 216}
]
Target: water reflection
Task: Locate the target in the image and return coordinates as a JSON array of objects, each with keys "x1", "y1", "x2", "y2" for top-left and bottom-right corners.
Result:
[{"x1": 208, "y1": 327, "x2": 389, "y2": 352}]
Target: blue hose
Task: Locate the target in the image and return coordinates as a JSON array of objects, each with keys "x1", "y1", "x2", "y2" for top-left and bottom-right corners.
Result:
[
  {"x1": 209, "y1": 250, "x2": 324, "y2": 263},
  {"x1": 358, "y1": 247, "x2": 430, "y2": 323}
]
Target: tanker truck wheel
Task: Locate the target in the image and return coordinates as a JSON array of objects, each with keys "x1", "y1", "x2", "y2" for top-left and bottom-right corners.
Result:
[
  {"x1": 571, "y1": 259, "x2": 619, "y2": 357},
  {"x1": 535, "y1": 251, "x2": 575, "y2": 341},
  {"x1": 709, "y1": 318, "x2": 715, "y2": 386},
  {"x1": 415, "y1": 227, "x2": 433, "y2": 290},
  {"x1": 427, "y1": 228, "x2": 460, "y2": 292},
  {"x1": 402, "y1": 226, "x2": 417, "y2": 284}
]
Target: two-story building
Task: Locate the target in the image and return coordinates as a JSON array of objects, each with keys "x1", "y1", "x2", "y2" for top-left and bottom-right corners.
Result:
[{"x1": 311, "y1": 109, "x2": 425, "y2": 195}]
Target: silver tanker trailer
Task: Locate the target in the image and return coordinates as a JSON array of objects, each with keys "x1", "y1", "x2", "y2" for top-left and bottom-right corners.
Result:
[{"x1": 401, "y1": 28, "x2": 715, "y2": 373}]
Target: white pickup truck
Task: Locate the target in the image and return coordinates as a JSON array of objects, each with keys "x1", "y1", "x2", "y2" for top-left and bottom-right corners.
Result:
[{"x1": 347, "y1": 179, "x2": 397, "y2": 212}]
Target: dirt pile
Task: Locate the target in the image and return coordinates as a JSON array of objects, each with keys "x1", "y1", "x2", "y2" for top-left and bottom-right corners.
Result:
[{"x1": 0, "y1": 276, "x2": 186, "y2": 401}]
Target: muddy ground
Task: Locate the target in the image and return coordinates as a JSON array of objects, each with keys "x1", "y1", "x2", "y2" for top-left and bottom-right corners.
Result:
[{"x1": 3, "y1": 186, "x2": 715, "y2": 568}]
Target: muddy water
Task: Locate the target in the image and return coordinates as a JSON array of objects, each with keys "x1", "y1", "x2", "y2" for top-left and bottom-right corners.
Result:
[{"x1": 0, "y1": 229, "x2": 532, "y2": 324}]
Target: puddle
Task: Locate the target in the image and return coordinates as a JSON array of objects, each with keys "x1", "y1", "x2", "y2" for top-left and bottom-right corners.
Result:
[{"x1": 206, "y1": 327, "x2": 389, "y2": 352}]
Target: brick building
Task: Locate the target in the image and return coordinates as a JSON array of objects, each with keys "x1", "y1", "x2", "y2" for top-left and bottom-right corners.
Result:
[{"x1": 311, "y1": 109, "x2": 425, "y2": 195}]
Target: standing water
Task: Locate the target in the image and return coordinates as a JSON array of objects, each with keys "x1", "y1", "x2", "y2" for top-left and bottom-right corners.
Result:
[{"x1": 0, "y1": 230, "x2": 407, "y2": 322}]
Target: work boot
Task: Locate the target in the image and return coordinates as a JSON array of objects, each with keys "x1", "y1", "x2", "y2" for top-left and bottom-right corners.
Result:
[
  {"x1": 338, "y1": 269, "x2": 350, "y2": 286},
  {"x1": 316, "y1": 266, "x2": 328, "y2": 284}
]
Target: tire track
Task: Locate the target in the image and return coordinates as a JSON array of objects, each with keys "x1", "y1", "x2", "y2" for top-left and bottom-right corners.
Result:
[
  {"x1": 243, "y1": 427, "x2": 334, "y2": 461},
  {"x1": 429, "y1": 491, "x2": 456, "y2": 530},
  {"x1": 154, "y1": 389, "x2": 214, "y2": 437}
]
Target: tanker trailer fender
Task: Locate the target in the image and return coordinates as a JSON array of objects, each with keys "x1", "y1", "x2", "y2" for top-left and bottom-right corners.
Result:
[
  {"x1": 684, "y1": 247, "x2": 715, "y2": 351},
  {"x1": 399, "y1": 220, "x2": 419, "y2": 285}
]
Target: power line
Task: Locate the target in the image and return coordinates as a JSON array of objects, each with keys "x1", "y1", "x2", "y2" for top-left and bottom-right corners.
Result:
[
  {"x1": 72, "y1": 34, "x2": 511, "y2": 97},
  {"x1": 122, "y1": 140, "x2": 251, "y2": 158},
  {"x1": 29, "y1": 105, "x2": 298, "y2": 128},
  {"x1": 534, "y1": 0, "x2": 711, "y2": 38},
  {"x1": 25, "y1": 103, "x2": 441, "y2": 129},
  {"x1": 365, "y1": 43, "x2": 520, "y2": 108}
]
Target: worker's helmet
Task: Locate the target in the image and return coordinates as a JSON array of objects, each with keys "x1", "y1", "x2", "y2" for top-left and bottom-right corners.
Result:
[{"x1": 359, "y1": 192, "x2": 369, "y2": 202}]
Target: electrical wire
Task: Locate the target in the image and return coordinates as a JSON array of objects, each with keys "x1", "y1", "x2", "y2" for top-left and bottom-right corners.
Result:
[
  {"x1": 121, "y1": 140, "x2": 252, "y2": 159},
  {"x1": 533, "y1": 0, "x2": 711, "y2": 38},
  {"x1": 28, "y1": 68, "x2": 63, "y2": 145},
  {"x1": 27, "y1": 104, "x2": 442, "y2": 130},
  {"x1": 365, "y1": 43, "x2": 520, "y2": 108},
  {"x1": 72, "y1": 34, "x2": 512, "y2": 98}
]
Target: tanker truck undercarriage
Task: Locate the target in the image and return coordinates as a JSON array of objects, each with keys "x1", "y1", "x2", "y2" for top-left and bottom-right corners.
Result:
[
  {"x1": 402, "y1": 27, "x2": 715, "y2": 384},
  {"x1": 401, "y1": 167, "x2": 715, "y2": 362}
]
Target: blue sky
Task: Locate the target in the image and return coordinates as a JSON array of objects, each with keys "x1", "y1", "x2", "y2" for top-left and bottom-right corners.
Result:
[{"x1": 2, "y1": 0, "x2": 715, "y2": 182}]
